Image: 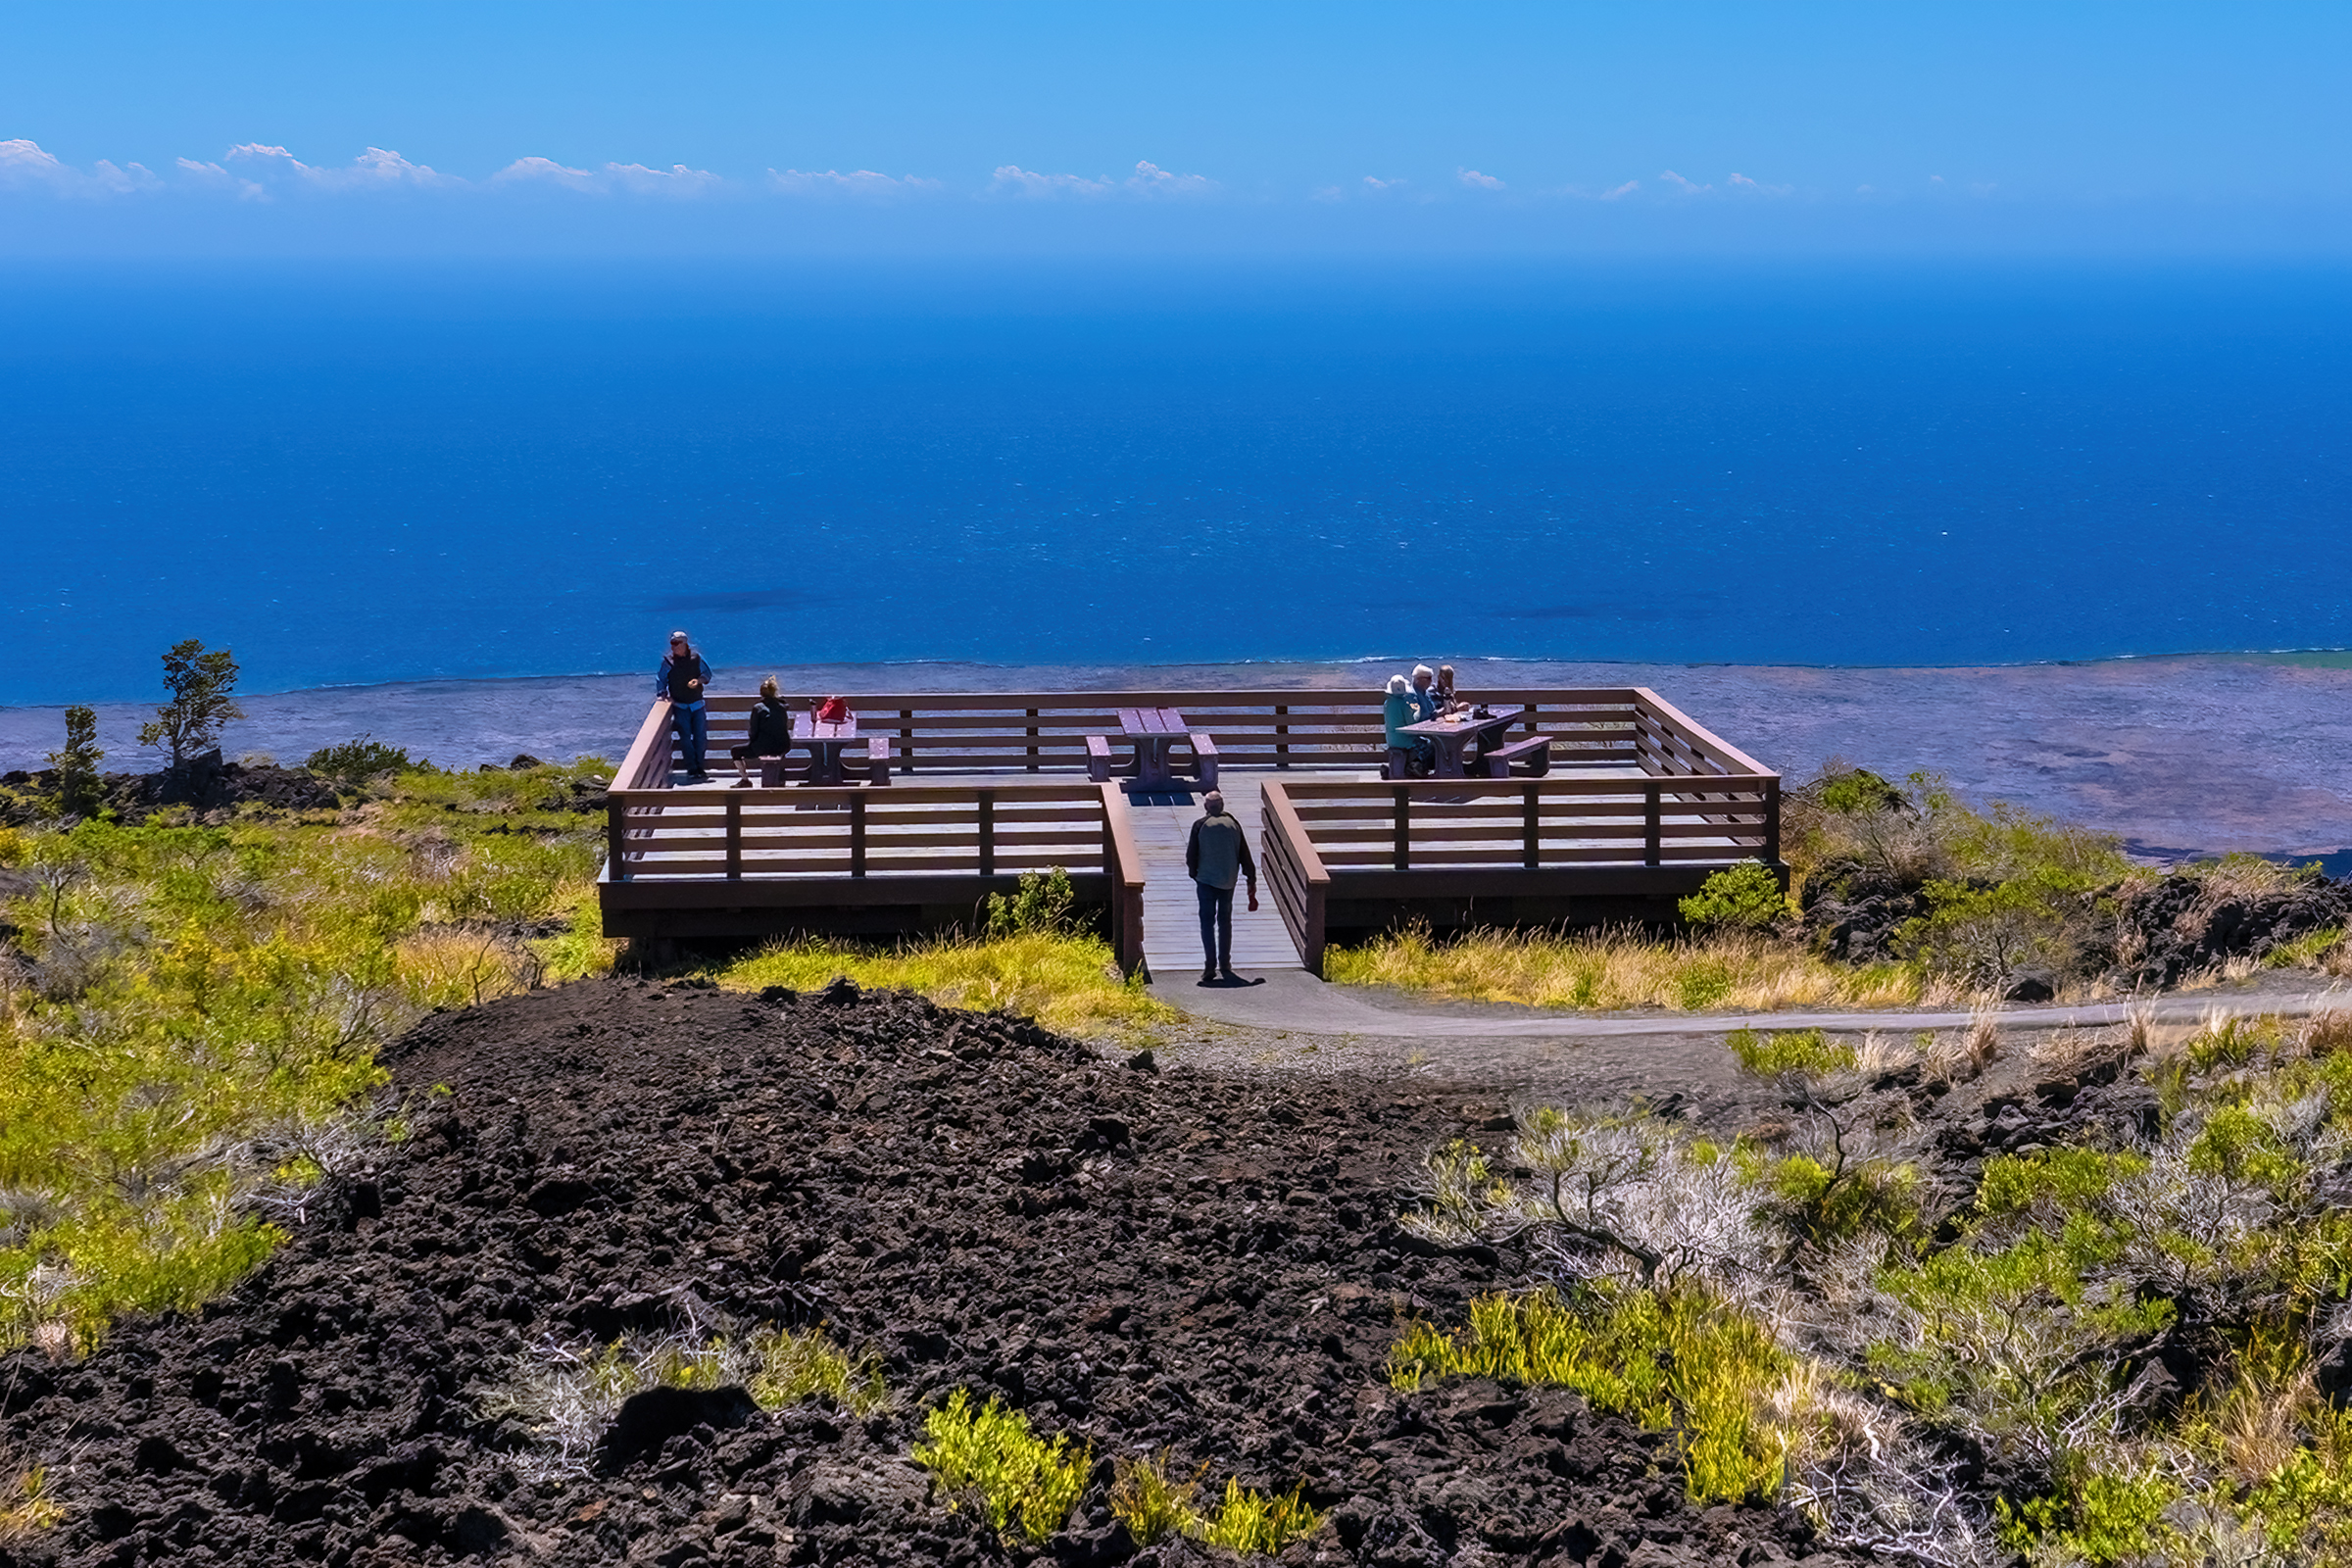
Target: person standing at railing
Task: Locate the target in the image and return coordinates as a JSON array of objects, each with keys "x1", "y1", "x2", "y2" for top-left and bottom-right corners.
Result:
[
  {"x1": 656, "y1": 631, "x2": 714, "y2": 782},
  {"x1": 1185, "y1": 789, "x2": 1258, "y2": 984}
]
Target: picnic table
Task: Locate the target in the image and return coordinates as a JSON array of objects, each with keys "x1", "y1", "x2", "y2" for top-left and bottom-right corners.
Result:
[
  {"x1": 794, "y1": 712, "x2": 861, "y2": 787},
  {"x1": 1118, "y1": 707, "x2": 1191, "y2": 790},
  {"x1": 1400, "y1": 706, "x2": 1527, "y2": 778}
]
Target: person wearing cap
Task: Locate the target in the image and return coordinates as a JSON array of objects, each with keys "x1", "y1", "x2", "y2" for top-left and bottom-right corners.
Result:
[
  {"x1": 655, "y1": 631, "x2": 714, "y2": 782},
  {"x1": 1185, "y1": 789, "x2": 1258, "y2": 983}
]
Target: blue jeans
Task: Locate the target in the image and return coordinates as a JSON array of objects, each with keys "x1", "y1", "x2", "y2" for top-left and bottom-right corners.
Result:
[
  {"x1": 673, "y1": 702, "x2": 709, "y2": 776},
  {"x1": 1197, "y1": 880, "x2": 1234, "y2": 972}
]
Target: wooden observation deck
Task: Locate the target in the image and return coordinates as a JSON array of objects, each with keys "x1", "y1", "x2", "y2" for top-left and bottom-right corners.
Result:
[{"x1": 597, "y1": 688, "x2": 1782, "y2": 978}]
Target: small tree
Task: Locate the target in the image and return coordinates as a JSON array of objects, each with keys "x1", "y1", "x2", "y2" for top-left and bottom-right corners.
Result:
[
  {"x1": 45, "y1": 705, "x2": 104, "y2": 816},
  {"x1": 1678, "y1": 859, "x2": 1788, "y2": 931},
  {"x1": 136, "y1": 640, "x2": 245, "y2": 769}
]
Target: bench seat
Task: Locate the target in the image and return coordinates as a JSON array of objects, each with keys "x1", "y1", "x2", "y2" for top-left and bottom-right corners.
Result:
[
  {"x1": 1481, "y1": 734, "x2": 1551, "y2": 777},
  {"x1": 1085, "y1": 734, "x2": 1114, "y2": 784},
  {"x1": 1188, "y1": 732, "x2": 1219, "y2": 789}
]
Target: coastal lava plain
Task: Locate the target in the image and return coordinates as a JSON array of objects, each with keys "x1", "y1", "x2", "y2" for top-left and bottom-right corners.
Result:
[{"x1": 0, "y1": 979, "x2": 1876, "y2": 1568}]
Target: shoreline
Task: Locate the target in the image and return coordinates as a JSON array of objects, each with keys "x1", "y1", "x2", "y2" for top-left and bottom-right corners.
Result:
[{"x1": 7, "y1": 652, "x2": 2349, "y2": 862}]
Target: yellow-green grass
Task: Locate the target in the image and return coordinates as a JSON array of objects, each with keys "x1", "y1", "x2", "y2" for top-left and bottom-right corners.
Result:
[
  {"x1": 0, "y1": 763, "x2": 616, "y2": 1352},
  {"x1": 709, "y1": 931, "x2": 1172, "y2": 1040},
  {"x1": 1327, "y1": 924, "x2": 1925, "y2": 1013},
  {"x1": 1391, "y1": 1287, "x2": 1790, "y2": 1504},
  {"x1": 913, "y1": 1390, "x2": 1091, "y2": 1544}
]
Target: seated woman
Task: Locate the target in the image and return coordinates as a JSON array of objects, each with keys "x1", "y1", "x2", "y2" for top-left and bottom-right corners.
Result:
[
  {"x1": 1384, "y1": 674, "x2": 1432, "y2": 777},
  {"x1": 1435, "y1": 663, "x2": 1470, "y2": 715},
  {"x1": 731, "y1": 676, "x2": 795, "y2": 787}
]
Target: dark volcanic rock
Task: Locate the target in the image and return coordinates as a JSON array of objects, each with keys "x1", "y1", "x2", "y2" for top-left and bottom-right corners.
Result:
[
  {"x1": 2104, "y1": 869, "x2": 2352, "y2": 990},
  {"x1": 0, "y1": 980, "x2": 1855, "y2": 1568}
]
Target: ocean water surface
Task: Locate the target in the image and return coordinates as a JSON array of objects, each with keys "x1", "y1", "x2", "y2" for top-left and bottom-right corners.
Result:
[{"x1": 2, "y1": 261, "x2": 2348, "y2": 707}]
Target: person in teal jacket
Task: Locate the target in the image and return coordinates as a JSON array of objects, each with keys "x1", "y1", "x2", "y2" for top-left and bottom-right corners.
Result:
[{"x1": 1384, "y1": 674, "x2": 1430, "y2": 775}]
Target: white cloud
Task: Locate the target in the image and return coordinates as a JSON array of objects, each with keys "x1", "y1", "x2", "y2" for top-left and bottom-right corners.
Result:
[
  {"x1": 990, "y1": 160, "x2": 1214, "y2": 199},
  {"x1": 0, "y1": 138, "x2": 161, "y2": 197},
  {"x1": 1126, "y1": 160, "x2": 1215, "y2": 196},
  {"x1": 1362, "y1": 174, "x2": 1406, "y2": 191},
  {"x1": 768, "y1": 167, "x2": 942, "y2": 197},
  {"x1": 223, "y1": 142, "x2": 451, "y2": 193},
  {"x1": 1599, "y1": 179, "x2": 1640, "y2": 201},
  {"x1": 488, "y1": 156, "x2": 724, "y2": 197},
  {"x1": 1457, "y1": 169, "x2": 1505, "y2": 190},
  {"x1": 992, "y1": 164, "x2": 1113, "y2": 198},
  {"x1": 1659, "y1": 169, "x2": 1710, "y2": 194},
  {"x1": 491, "y1": 156, "x2": 599, "y2": 190}
]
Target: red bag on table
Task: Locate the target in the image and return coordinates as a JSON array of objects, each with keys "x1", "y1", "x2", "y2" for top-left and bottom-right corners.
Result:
[{"x1": 815, "y1": 696, "x2": 853, "y2": 724}]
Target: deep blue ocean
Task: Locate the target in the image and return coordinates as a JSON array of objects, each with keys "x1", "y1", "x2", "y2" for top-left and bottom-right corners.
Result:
[{"x1": 2, "y1": 261, "x2": 2347, "y2": 708}]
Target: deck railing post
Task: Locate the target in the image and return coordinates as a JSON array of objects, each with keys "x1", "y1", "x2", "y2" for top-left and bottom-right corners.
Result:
[
  {"x1": 1763, "y1": 777, "x2": 1782, "y2": 863},
  {"x1": 607, "y1": 796, "x2": 629, "y2": 880},
  {"x1": 850, "y1": 796, "x2": 867, "y2": 879},
  {"x1": 1026, "y1": 709, "x2": 1040, "y2": 772},
  {"x1": 1275, "y1": 704, "x2": 1289, "y2": 769},
  {"x1": 900, "y1": 710, "x2": 913, "y2": 775},
  {"x1": 978, "y1": 791, "x2": 995, "y2": 877},
  {"x1": 1523, "y1": 785, "x2": 1539, "y2": 868},
  {"x1": 1644, "y1": 782, "x2": 1662, "y2": 867},
  {"x1": 725, "y1": 791, "x2": 742, "y2": 879},
  {"x1": 1393, "y1": 786, "x2": 1410, "y2": 871}
]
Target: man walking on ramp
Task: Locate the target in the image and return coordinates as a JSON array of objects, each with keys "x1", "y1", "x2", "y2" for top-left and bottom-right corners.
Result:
[{"x1": 1185, "y1": 789, "x2": 1258, "y2": 984}]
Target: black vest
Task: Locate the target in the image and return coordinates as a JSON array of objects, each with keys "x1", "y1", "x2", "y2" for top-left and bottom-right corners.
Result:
[{"x1": 667, "y1": 654, "x2": 702, "y2": 704}]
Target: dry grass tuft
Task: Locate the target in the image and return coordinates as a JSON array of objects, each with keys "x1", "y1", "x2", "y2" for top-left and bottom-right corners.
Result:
[
  {"x1": 712, "y1": 931, "x2": 1170, "y2": 1040},
  {"x1": 0, "y1": 1453, "x2": 62, "y2": 1543},
  {"x1": 1326, "y1": 924, "x2": 1926, "y2": 1013}
]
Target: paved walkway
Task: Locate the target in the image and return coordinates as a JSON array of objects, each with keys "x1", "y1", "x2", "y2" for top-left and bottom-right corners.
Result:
[{"x1": 1159, "y1": 967, "x2": 2352, "y2": 1037}]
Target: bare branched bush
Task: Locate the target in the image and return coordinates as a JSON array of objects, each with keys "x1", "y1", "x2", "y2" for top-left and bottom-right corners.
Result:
[{"x1": 1408, "y1": 1110, "x2": 1781, "y2": 1301}]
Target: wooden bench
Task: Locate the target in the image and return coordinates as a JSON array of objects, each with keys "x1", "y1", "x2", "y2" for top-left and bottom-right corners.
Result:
[
  {"x1": 1385, "y1": 746, "x2": 1415, "y2": 781},
  {"x1": 859, "y1": 735, "x2": 892, "y2": 786},
  {"x1": 1480, "y1": 734, "x2": 1551, "y2": 777},
  {"x1": 1188, "y1": 732, "x2": 1219, "y2": 789},
  {"x1": 1086, "y1": 734, "x2": 1114, "y2": 784}
]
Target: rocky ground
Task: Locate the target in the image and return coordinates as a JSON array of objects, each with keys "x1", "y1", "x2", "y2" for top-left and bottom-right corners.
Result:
[{"x1": 0, "y1": 976, "x2": 1972, "y2": 1568}]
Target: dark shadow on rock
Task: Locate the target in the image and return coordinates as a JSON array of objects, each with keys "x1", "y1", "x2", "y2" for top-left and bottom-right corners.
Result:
[{"x1": 598, "y1": 1385, "x2": 762, "y2": 1470}]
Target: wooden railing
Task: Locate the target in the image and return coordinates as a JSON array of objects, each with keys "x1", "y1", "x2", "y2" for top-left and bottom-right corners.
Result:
[
  {"x1": 1258, "y1": 777, "x2": 1332, "y2": 973},
  {"x1": 624, "y1": 686, "x2": 1768, "y2": 781},
  {"x1": 1259, "y1": 771, "x2": 1781, "y2": 973},
  {"x1": 603, "y1": 776, "x2": 1149, "y2": 972}
]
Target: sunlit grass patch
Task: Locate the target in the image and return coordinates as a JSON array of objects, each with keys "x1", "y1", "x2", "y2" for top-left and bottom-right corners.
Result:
[
  {"x1": 710, "y1": 930, "x2": 1170, "y2": 1039},
  {"x1": 748, "y1": 1323, "x2": 887, "y2": 1414},
  {"x1": 912, "y1": 1389, "x2": 1090, "y2": 1544},
  {"x1": 1390, "y1": 1287, "x2": 1790, "y2": 1503},
  {"x1": 1327, "y1": 923, "x2": 1925, "y2": 1012}
]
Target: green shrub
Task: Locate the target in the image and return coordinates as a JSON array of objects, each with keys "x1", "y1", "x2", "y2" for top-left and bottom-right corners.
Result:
[
  {"x1": 1727, "y1": 1025, "x2": 1854, "y2": 1081},
  {"x1": 303, "y1": 734, "x2": 415, "y2": 786},
  {"x1": 1678, "y1": 859, "x2": 1788, "y2": 931},
  {"x1": 984, "y1": 866, "x2": 1080, "y2": 938},
  {"x1": 912, "y1": 1390, "x2": 1091, "y2": 1543}
]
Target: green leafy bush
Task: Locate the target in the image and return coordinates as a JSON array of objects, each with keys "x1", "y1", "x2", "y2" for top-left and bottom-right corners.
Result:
[
  {"x1": 912, "y1": 1390, "x2": 1091, "y2": 1543},
  {"x1": 984, "y1": 865, "x2": 1080, "y2": 938},
  {"x1": 303, "y1": 734, "x2": 416, "y2": 786},
  {"x1": 1678, "y1": 859, "x2": 1788, "y2": 931}
]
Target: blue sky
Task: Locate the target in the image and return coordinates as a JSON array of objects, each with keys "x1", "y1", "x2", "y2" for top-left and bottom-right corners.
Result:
[{"x1": 4, "y1": 2, "x2": 2348, "y2": 257}]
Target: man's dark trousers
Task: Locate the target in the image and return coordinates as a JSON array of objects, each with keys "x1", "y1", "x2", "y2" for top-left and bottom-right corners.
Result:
[{"x1": 1197, "y1": 881, "x2": 1235, "y2": 972}]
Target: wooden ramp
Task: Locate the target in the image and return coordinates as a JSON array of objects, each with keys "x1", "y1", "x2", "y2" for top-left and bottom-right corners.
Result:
[{"x1": 1125, "y1": 772, "x2": 1344, "y2": 978}]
